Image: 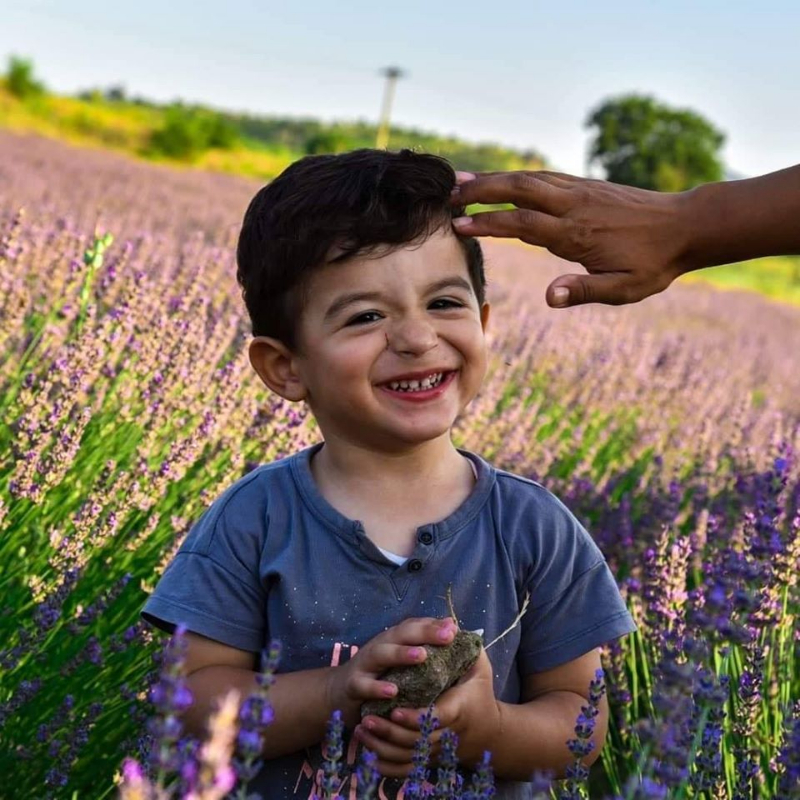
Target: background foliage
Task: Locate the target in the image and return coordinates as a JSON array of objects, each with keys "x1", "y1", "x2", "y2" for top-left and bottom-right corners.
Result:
[{"x1": 585, "y1": 93, "x2": 725, "y2": 191}]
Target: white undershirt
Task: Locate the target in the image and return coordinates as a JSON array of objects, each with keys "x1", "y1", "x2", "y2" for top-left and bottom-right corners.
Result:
[{"x1": 376, "y1": 458, "x2": 478, "y2": 565}]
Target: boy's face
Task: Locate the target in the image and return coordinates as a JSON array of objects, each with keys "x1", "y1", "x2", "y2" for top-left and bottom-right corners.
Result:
[{"x1": 251, "y1": 227, "x2": 490, "y2": 452}]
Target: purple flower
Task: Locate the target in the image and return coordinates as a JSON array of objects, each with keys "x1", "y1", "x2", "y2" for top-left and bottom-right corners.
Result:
[
  {"x1": 433, "y1": 728, "x2": 461, "y2": 799},
  {"x1": 355, "y1": 747, "x2": 380, "y2": 800},
  {"x1": 404, "y1": 705, "x2": 441, "y2": 800},
  {"x1": 320, "y1": 709, "x2": 345, "y2": 799},
  {"x1": 622, "y1": 775, "x2": 670, "y2": 799},
  {"x1": 562, "y1": 669, "x2": 606, "y2": 796},
  {"x1": 462, "y1": 751, "x2": 495, "y2": 800},
  {"x1": 232, "y1": 639, "x2": 281, "y2": 791},
  {"x1": 775, "y1": 705, "x2": 800, "y2": 797}
]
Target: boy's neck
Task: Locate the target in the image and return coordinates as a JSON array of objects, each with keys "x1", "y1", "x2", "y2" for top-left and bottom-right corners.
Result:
[{"x1": 310, "y1": 436, "x2": 469, "y2": 503}]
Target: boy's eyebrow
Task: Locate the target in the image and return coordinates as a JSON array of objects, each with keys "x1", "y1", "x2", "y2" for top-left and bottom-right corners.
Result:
[{"x1": 323, "y1": 276, "x2": 473, "y2": 322}]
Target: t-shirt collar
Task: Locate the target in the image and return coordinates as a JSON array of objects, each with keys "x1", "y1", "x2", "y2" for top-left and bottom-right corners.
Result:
[{"x1": 290, "y1": 440, "x2": 495, "y2": 543}]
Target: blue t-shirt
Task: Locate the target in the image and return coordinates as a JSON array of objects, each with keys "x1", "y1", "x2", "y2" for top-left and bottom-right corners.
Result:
[{"x1": 141, "y1": 441, "x2": 636, "y2": 799}]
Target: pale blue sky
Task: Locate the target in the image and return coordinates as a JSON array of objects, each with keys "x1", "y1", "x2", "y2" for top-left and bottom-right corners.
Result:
[{"x1": 3, "y1": 0, "x2": 798, "y2": 178}]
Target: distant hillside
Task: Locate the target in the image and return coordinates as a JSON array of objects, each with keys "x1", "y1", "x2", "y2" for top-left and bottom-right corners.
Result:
[{"x1": 0, "y1": 79, "x2": 546, "y2": 181}]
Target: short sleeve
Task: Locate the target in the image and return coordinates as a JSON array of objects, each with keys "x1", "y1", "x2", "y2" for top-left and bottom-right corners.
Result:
[
  {"x1": 516, "y1": 490, "x2": 636, "y2": 674},
  {"x1": 141, "y1": 491, "x2": 267, "y2": 653}
]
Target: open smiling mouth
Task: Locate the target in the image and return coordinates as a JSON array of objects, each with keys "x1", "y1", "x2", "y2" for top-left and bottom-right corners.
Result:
[{"x1": 377, "y1": 370, "x2": 458, "y2": 401}]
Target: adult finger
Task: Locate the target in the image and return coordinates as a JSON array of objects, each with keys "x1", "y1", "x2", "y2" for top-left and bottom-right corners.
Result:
[
  {"x1": 546, "y1": 272, "x2": 647, "y2": 308},
  {"x1": 455, "y1": 170, "x2": 497, "y2": 184},
  {"x1": 532, "y1": 169, "x2": 586, "y2": 184},
  {"x1": 452, "y1": 172, "x2": 572, "y2": 214},
  {"x1": 455, "y1": 169, "x2": 578, "y2": 187},
  {"x1": 452, "y1": 208, "x2": 563, "y2": 249}
]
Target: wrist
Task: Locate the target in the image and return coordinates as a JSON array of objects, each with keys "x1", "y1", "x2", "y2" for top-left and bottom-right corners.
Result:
[
  {"x1": 459, "y1": 700, "x2": 504, "y2": 769},
  {"x1": 673, "y1": 182, "x2": 715, "y2": 277},
  {"x1": 324, "y1": 665, "x2": 360, "y2": 730}
]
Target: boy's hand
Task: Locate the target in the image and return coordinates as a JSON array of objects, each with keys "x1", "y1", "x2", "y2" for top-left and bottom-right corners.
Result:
[
  {"x1": 353, "y1": 646, "x2": 501, "y2": 779},
  {"x1": 326, "y1": 616, "x2": 460, "y2": 730}
]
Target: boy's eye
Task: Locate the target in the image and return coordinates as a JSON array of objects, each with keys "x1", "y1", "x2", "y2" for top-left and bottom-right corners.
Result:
[
  {"x1": 430, "y1": 299, "x2": 464, "y2": 310},
  {"x1": 347, "y1": 311, "x2": 382, "y2": 326},
  {"x1": 345, "y1": 299, "x2": 464, "y2": 327}
]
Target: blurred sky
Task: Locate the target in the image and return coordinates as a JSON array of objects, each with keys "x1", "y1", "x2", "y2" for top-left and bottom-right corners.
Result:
[{"x1": 2, "y1": 0, "x2": 798, "y2": 178}]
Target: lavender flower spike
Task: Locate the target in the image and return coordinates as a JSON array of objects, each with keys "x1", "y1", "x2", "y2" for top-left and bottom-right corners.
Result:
[
  {"x1": 190, "y1": 689, "x2": 241, "y2": 800},
  {"x1": 320, "y1": 709, "x2": 345, "y2": 800},
  {"x1": 405, "y1": 705, "x2": 441, "y2": 800}
]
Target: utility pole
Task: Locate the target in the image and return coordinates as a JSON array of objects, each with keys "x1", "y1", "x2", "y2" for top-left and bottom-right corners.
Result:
[{"x1": 376, "y1": 66, "x2": 405, "y2": 150}]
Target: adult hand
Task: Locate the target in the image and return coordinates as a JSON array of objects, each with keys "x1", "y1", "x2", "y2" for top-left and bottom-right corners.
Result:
[
  {"x1": 353, "y1": 647, "x2": 501, "y2": 778},
  {"x1": 450, "y1": 170, "x2": 694, "y2": 308}
]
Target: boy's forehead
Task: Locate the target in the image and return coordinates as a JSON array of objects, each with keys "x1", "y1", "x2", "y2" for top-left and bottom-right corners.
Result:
[{"x1": 311, "y1": 229, "x2": 469, "y2": 298}]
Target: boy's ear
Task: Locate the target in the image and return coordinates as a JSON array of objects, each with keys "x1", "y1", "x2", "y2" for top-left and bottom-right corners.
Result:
[
  {"x1": 480, "y1": 301, "x2": 490, "y2": 333},
  {"x1": 248, "y1": 337, "x2": 307, "y2": 402}
]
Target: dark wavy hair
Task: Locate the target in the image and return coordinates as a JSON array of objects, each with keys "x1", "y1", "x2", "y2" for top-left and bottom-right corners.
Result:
[{"x1": 236, "y1": 148, "x2": 485, "y2": 355}]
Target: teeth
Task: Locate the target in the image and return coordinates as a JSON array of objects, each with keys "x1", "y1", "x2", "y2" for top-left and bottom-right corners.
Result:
[{"x1": 388, "y1": 372, "x2": 445, "y2": 392}]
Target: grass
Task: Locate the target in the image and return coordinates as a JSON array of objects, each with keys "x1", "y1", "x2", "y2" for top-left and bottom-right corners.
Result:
[
  {"x1": 678, "y1": 255, "x2": 800, "y2": 306},
  {"x1": 0, "y1": 83, "x2": 302, "y2": 180}
]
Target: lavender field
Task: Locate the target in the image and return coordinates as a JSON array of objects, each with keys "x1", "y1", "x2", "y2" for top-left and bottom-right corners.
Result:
[{"x1": 0, "y1": 130, "x2": 798, "y2": 799}]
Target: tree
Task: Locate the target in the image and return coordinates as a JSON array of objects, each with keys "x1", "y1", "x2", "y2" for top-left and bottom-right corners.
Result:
[
  {"x1": 105, "y1": 84, "x2": 128, "y2": 102},
  {"x1": 5, "y1": 55, "x2": 46, "y2": 100},
  {"x1": 585, "y1": 94, "x2": 725, "y2": 191},
  {"x1": 304, "y1": 130, "x2": 349, "y2": 155},
  {"x1": 148, "y1": 104, "x2": 239, "y2": 160}
]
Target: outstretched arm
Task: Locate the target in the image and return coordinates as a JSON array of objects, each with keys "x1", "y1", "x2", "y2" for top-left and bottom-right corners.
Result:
[{"x1": 451, "y1": 164, "x2": 800, "y2": 308}]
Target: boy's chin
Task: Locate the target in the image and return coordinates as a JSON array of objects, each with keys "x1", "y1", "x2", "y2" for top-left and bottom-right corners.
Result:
[{"x1": 375, "y1": 423, "x2": 456, "y2": 449}]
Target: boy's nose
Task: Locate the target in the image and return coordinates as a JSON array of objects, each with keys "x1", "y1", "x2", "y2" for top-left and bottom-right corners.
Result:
[{"x1": 385, "y1": 318, "x2": 439, "y2": 355}]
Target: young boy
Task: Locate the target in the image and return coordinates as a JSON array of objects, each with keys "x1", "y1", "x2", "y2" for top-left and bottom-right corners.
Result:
[{"x1": 141, "y1": 149, "x2": 636, "y2": 799}]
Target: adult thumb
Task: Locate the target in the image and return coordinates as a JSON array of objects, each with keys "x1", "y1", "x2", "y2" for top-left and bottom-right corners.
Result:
[{"x1": 546, "y1": 273, "x2": 638, "y2": 308}]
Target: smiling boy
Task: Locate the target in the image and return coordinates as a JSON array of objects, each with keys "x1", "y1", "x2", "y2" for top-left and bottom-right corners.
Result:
[{"x1": 141, "y1": 149, "x2": 636, "y2": 799}]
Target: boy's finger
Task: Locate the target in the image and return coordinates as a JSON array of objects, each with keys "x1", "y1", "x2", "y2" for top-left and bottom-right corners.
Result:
[
  {"x1": 355, "y1": 725, "x2": 415, "y2": 765},
  {"x1": 356, "y1": 645, "x2": 427, "y2": 684},
  {"x1": 390, "y1": 705, "x2": 448, "y2": 732},
  {"x1": 358, "y1": 716, "x2": 419, "y2": 749},
  {"x1": 385, "y1": 617, "x2": 458, "y2": 647},
  {"x1": 362, "y1": 624, "x2": 457, "y2": 673},
  {"x1": 452, "y1": 208, "x2": 563, "y2": 250},
  {"x1": 452, "y1": 172, "x2": 573, "y2": 213}
]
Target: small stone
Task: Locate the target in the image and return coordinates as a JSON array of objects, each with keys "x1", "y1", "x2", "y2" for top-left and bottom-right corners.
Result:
[{"x1": 361, "y1": 630, "x2": 482, "y2": 719}]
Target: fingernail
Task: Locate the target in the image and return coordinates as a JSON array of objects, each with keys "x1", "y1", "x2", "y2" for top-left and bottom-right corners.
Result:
[
  {"x1": 452, "y1": 216, "x2": 472, "y2": 229},
  {"x1": 455, "y1": 171, "x2": 476, "y2": 184},
  {"x1": 365, "y1": 720, "x2": 376, "y2": 731},
  {"x1": 409, "y1": 647, "x2": 423, "y2": 660},
  {"x1": 438, "y1": 627, "x2": 455, "y2": 641},
  {"x1": 551, "y1": 287, "x2": 570, "y2": 307},
  {"x1": 384, "y1": 683, "x2": 397, "y2": 696}
]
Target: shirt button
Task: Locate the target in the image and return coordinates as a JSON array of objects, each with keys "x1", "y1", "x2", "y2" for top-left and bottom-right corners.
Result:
[
  {"x1": 408, "y1": 559, "x2": 423, "y2": 572},
  {"x1": 419, "y1": 531, "x2": 433, "y2": 545}
]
